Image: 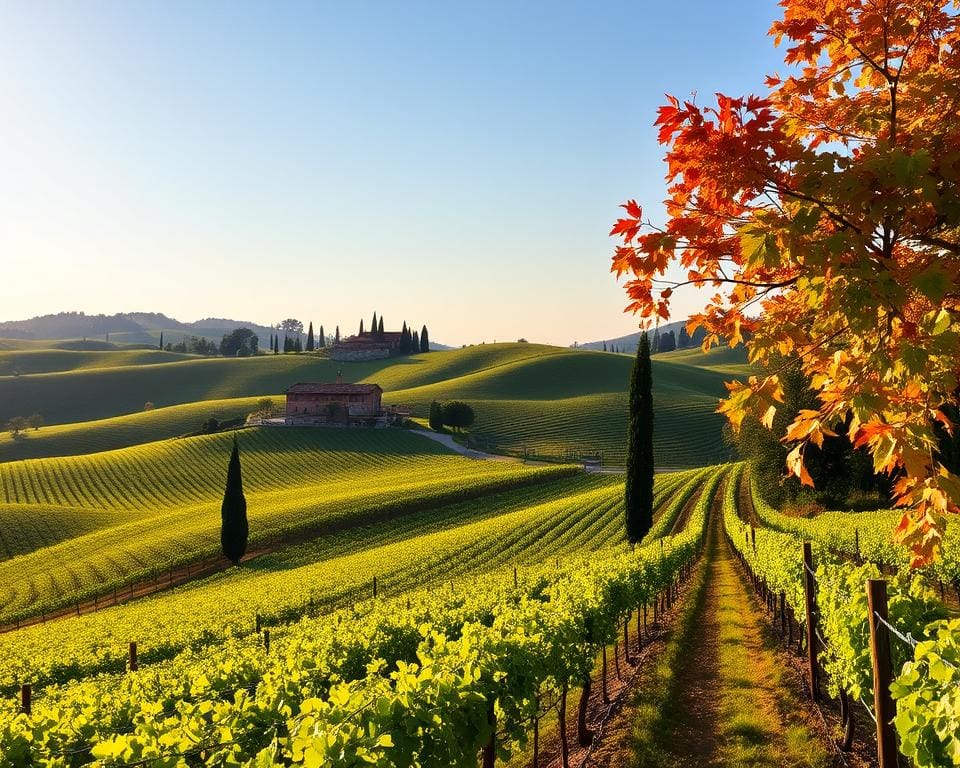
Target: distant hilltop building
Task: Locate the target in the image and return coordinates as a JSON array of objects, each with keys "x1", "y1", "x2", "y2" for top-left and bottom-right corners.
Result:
[
  {"x1": 329, "y1": 319, "x2": 429, "y2": 361},
  {"x1": 284, "y1": 375, "x2": 401, "y2": 426},
  {"x1": 330, "y1": 331, "x2": 403, "y2": 362}
]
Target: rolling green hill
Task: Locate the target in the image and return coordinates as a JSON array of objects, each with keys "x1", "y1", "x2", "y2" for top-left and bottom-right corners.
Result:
[
  {"x1": 0, "y1": 343, "x2": 741, "y2": 466},
  {"x1": 0, "y1": 348, "x2": 196, "y2": 377},
  {"x1": 0, "y1": 427, "x2": 573, "y2": 624}
]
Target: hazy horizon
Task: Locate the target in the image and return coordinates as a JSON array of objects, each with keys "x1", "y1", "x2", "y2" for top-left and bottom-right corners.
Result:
[{"x1": 1, "y1": 1, "x2": 783, "y2": 347}]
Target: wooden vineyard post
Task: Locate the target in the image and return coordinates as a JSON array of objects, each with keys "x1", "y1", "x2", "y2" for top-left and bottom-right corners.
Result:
[
  {"x1": 255, "y1": 613, "x2": 261, "y2": 633},
  {"x1": 624, "y1": 614, "x2": 633, "y2": 664},
  {"x1": 20, "y1": 684, "x2": 30, "y2": 715},
  {"x1": 128, "y1": 642, "x2": 138, "y2": 672},
  {"x1": 802, "y1": 542, "x2": 819, "y2": 701},
  {"x1": 373, "y1": 576, "x2": 378, "y2": 598},
  {"x1": 264, "y1": 629, "x2": 271, "y2": 654},
  {"x1": 866, "y1": 579, "x2": 898, "y2": 768},
  {"x1": 482, "y1": 698, "x2": 496, "y2": 768}
]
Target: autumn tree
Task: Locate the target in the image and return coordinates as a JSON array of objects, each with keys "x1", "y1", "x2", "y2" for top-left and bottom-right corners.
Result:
[{"x1": 610, "y1": 0, "x2": 960, "y2": 564}]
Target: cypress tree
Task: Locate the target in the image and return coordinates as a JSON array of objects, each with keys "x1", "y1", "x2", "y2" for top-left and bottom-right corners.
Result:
[
  {"x1": 335, "y1": 326, "x2": 340, "y2": 344},
  {"x1": 359, "y1": 319, "x2": 365, "y2": 336},
  {"x1": 318, "y1": 325, "x2": 326, "y2": 347},
  {"x1": 625, "y1": 331, "x2": 654, "y2": 543},
  {"x1": 378, "y1": 317, "x2": 384, "y2": 339},
  {"x1": 372, "y1": 312, "x2": 378, "y2": 336},
  {"x1": 678, "y1": 325, "x2": 691, "y2": 348},
  {"x1": 306, "y1": 323, "x2": 315, "y2": 352},
  {"x1": 603, "y1": 341, "x2": 607, "y2": 352},
  {"x1": 159, "y1": 332, "x2": 163, "y2": 350},
  {"x1": 412, "y1": 330, "x2": 420, "y2": 351},
  {"x1": 420, "y1": 325, "x2": 429, "y2": 352},
  {"x1": 220, "y1": 437, "x2": 248, "y2": 565},
  {"x1": 295, "y1": 336, "x2": 303, "y2": 353},
  {"x1": 400, "y1": 322, "x2": 409, "y2": 353}
]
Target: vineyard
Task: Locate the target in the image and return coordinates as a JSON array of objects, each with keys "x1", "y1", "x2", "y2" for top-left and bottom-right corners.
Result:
[
  {"x1": 0, "y1": 465, "x2": 726, "y2": 765},
  {"x1": 0, "y1": 428, "x2": 577, "y2": 625},
  {"x1": 0, "y1": 455, "x2": 957, "y2": 765},
  {"x1": 0, "y1": 343, "x2": 737, "y2": 467},
  {"x1": 725, "y1": 469, "x2": 960, "y2": 767}
]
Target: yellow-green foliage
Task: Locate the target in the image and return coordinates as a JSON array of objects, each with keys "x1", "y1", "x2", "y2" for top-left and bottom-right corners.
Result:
[
  {"x1": 0, "y1": 469, "x2": 707, "y2": 695},
  {"x1": 0, "y1": 428, "x2": 574, "y2": 624}
]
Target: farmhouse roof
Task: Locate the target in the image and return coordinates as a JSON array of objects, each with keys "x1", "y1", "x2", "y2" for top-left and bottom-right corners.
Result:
[{"x1": 286, "y1": 382, "x2": 382, "y2": 395}]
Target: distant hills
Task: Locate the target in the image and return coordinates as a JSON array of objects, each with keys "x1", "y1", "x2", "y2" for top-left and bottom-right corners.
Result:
[
  {"x1": 0, "y1": 312, "x2": 277, "y2": 345},
  {"x1": 576, "y1": 320, "x2": 692, "y2": 354},
  {"x1": 0, "y1": 312, "x2": 450, "y2": 349}
]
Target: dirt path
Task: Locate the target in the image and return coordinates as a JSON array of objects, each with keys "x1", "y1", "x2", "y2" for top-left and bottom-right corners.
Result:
[{"x1": 586, "y1": 506, "x2": 834, "y2": 768}]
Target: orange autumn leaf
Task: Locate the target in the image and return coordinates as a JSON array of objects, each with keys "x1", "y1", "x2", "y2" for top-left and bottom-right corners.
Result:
[{"x1": 610, "y1": 0, "x2": 960, "y2": 565}]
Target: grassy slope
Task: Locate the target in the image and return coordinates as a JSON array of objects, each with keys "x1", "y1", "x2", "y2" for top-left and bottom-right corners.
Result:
[
  {"x1": 0, "y1": 348, "x2": 197, "y2": 377},
  {"x1": 0, "y1": 343, "x2": 739, "y2": 466},
  {"x1": 0, "y1": 427, "x2": 572, "y2": 623}
]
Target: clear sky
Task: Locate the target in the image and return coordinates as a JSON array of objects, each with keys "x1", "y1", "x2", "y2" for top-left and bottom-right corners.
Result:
[{"x1": 0, "y1": 1, "x2": 785, "y2": 347}]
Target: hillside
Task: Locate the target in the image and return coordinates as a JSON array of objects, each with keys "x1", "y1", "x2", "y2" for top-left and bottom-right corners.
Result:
[
  {"x1": 0, "y1": 343, "x2": 741, "y2": 466},
  {"x1": 0, "y1": 427, "x2": 574, "y2": 624}
]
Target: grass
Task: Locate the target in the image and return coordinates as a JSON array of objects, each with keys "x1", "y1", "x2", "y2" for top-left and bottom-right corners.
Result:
[
  {"x1": 0, "y1": 427, "x2": 575, "y2": 623},
  {"x1": 0, "y1": 348, "x2": 196, "y2": 377},
  {"x1": 0, "y1": 342, "x2": 740, "y2": 467},
  {"x1": 629, "y1": 468, "x2": 830, "y2": 768}
]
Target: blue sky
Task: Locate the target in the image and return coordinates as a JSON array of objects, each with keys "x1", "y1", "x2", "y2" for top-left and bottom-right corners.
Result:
[{"x1": 0, "y1": 1, "x2": 785, "y2": 346}]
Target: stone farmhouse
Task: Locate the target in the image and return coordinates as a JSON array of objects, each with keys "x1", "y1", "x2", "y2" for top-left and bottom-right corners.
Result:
[{"x1": 284, "y1": 377, "x2": 386, "y2": 426}]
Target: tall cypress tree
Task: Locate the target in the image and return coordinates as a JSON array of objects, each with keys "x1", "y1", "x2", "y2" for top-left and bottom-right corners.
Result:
[
  {"x1": 400, "y1": 322, "x2": 409, "y2": 353},
  {"x1": 420, "y1": 325, "x2": 429, "y2": 352},
  {"x1": 335, "y1": 326, "x2": 340, "y2": 344},
  {"x1": 359, "y1": 319, "x2": 365, "y2": 336},
  {"x1": 318, "y1": 325, "x2": 326, "y2": 347},
  {"x1": 159, "y1": 332, "x2": 164, "y2": 350},
  {"x1": 625, "y1": 331, "x2": 654, "y2": 543},
  {"x1": 221, "y1": 437, "x2": 248, "y2": 565},
  {"x1": 306, "y1": 323, "x2": 315, "y2": 352},
  {"x1": 412, "y1": 329, "x2": 420, "y2": 351},
  {"x1": 378, "y1": 317, "x2": 384, "y2": 339},
  {"x1": 372, "y1": 312, "x2": 378, "y2": 336},
  {"x1": 295, "y1": 336, "x2": 303, "y2": 353}
]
